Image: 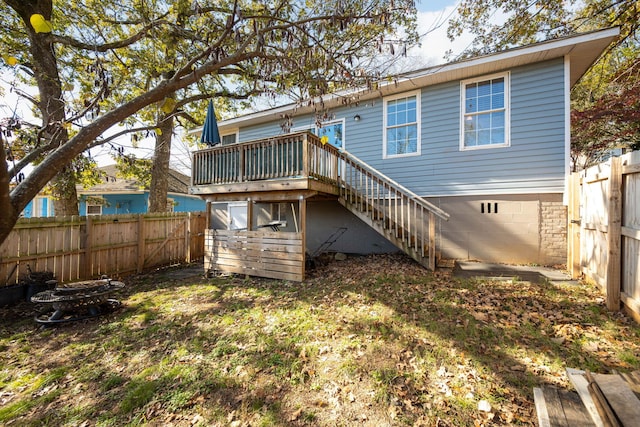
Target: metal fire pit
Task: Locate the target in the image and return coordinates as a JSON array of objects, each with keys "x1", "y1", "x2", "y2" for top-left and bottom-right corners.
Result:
[{"x1": 31, "y1": 278, "x2": 125, "y2": 325}]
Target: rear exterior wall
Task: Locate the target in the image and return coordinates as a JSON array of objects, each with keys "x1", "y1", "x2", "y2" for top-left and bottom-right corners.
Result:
[{"x1": 223, "y1": 58, "x2": 569, "y2": 265}]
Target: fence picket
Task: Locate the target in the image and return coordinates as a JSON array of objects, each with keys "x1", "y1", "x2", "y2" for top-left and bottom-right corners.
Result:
[{"x1": 0, "y1": 212, "x2": 206, "y2": 286}]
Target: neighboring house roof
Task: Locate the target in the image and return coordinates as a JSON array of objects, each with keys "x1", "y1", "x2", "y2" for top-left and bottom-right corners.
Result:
[
  {"x1": 215, "y1": 27, "x2": 619, "y2": 133},
  {"x1": 78, "y1": 165, "x2": 192, "y2": 195}
]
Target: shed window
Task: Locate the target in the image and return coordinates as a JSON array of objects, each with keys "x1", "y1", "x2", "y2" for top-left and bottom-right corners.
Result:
[
  {"x1": 383, "y1": 90, "x2": 420, "y2": 158},
  {"x1": 461, "y1": 72, "x2": 510, "y2": 150}
]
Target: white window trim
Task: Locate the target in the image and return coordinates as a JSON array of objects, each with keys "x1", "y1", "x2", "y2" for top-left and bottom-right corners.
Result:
[
  {"x1": 459, "y1": 71, "x2": 511, "y2": 151},
  {"x1": 291, "y1": 123, "x2": 314, "y2": 133},
  {"x1": 86, "y1": 204, "x2": 102, "y2": 216},
  {"x1": 383, "y1": 89, "x2": 421, "y2": 159},
  {"x1": 227, "y1": 202, "x2": 248, "y2": 230}
]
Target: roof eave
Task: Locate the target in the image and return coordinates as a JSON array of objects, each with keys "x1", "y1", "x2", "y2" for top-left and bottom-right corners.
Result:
[{"x1": 215, "y1": 27, "x2": 620, "y2": 132}]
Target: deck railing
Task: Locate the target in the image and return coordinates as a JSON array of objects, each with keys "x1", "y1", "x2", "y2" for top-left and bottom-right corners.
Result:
[
  {"x1": 192, "y1": 132, "x2": 340, "y2": 186},
  {"x1": 192, "y1": 132, "x2": 449, "y2": 269}
]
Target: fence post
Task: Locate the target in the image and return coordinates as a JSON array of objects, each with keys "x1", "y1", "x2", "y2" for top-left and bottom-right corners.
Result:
[
  {"x1": 84, "y1": 215, "x2": 93, "y2": 279},
  {"x1": 185, "y1": 212, "x2": 191, "y2": 263},
  {"x1": 137, "y1": 214, "x2": 145, "y2": 273},
  {"x1": 567, "y1": 173, "x2": 582, "y2": 278},
  {"x1": 606, "y1": 157, "x2": 622, "y2": 311}
]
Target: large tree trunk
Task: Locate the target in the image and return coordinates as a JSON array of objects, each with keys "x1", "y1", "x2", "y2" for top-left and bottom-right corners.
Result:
[
  {"x1": 50, "y1": 167, "x2": 79, "y2": 216},
  {"x1": 7, "y1": 0, "x2": 77, "y2": 215},
  {"x1": 148, "y1": 115, "x2": 174, "y2": 212},
  {"x1": 0, "y1": 134, "x2": 20, "y2": 240}
]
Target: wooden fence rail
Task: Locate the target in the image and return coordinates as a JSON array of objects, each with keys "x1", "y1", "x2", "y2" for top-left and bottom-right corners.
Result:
[
  {"x1": 0, "y1": 212, "x2": 206, "y2": 286},
  {"x1": 205, "y1": 229, "x2": 304, "y2": 282},
  {"x1": 568, "y1": 151, "x2": 640, "y2": 321}
]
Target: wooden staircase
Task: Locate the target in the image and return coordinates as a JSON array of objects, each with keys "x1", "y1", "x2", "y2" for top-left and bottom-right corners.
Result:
[{"x1": 335, "y1": 151, "x2": 449, "y2": 270}]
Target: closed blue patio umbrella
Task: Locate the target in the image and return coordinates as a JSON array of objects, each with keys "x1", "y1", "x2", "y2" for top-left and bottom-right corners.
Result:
[{"x1": 201, "y1": 99, "x2": 221, "y2": 146}]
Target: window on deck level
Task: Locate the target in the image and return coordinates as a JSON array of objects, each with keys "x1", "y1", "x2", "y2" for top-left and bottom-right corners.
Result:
[
  {"x1": 461, "y1": 73, "x2": 510, "y2": 150},
  {"x1": 316, "y1": 119, "x2": 344, "y2": 149},
  {"x1": 221, "y1": 132, "x2": 237, "y2": 145},
  {"x1": 383, "y1": 90, "x2": 420, "y2": 158}
]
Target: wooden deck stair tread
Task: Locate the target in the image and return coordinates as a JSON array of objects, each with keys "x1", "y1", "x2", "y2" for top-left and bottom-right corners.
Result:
[{"x1": 535, "y1": 369, "x2": 640, "y2": 427}]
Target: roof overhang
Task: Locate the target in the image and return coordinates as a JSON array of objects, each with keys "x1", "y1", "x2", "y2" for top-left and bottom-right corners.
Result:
[{"x1": 215, "y1": 27, "x2": 619, "y2": 133}]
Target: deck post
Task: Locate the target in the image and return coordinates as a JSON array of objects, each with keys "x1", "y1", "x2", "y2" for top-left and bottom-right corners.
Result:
[
  {"x1": 239, "y1": 145, "x2": 245, "y2": 182},
  {"x1": 302, "y1": 133, "x2": 309, "y2": 177},
  {"x1": 300, "y1": 196, "x2": 307, "y2": 279},
  {"x1": 247, "y1": 198, "x2": 253, "y2": 231},
  {"x1": 205, "y1": 201, "x2": 211, "y2": 230}
]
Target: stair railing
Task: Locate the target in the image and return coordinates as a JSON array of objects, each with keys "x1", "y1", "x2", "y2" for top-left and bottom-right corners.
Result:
[{"x1": 336, "y1": 150, "x2": 449, "y2": 270}]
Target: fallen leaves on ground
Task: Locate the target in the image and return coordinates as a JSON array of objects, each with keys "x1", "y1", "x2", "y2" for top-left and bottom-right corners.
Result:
[{"x1": 0, "y1": 253, "x2": 638, "y2": 426}]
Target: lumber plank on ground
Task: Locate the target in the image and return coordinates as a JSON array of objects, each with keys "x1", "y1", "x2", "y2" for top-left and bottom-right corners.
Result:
[
  {"x1": 567, "y1": 368, "x2": 605, "y2": 427},
  {"x1": 592, "y1": 372, "x2": 640, "y2": 427}
]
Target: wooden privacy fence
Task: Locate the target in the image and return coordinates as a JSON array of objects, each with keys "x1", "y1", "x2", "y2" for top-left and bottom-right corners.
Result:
[
  {"x1": 205, "y1": 229, "x2": 304, "y2": 282},
  {"x1": 0, "y1": 212, "x2": 206, "y2": 286},
  {"x1": 568, "y1": 151, "x2": 640, "y2": 320}
]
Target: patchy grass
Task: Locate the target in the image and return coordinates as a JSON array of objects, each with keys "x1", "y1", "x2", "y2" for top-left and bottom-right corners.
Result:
[{"x1": 1, "y1": 254, "x2": 639, "y2": 426}]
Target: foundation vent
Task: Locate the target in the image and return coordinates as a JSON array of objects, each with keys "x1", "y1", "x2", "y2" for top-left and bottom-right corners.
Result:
[{"x1": 481, "y1": 202, "x2": 499, "y2": 214}]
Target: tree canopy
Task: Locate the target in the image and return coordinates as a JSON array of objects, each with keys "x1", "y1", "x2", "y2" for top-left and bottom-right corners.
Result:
[{"x1": 0, "y1": 0, "x2": 418, "y2": 245}]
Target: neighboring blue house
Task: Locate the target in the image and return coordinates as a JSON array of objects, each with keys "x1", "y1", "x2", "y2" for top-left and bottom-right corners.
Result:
[
  {"x1": 22, "y1": 195, "x2": 55, "y2": 218},
  {"x1": 78, "y1": 165, "x2": 205, "y2": 215},
  {"x1": 23, "y1": 165, "x2": 205, "y2": 217},
  {"x1": 192, "y1": 28, "x2": 619, "y2": 269}
]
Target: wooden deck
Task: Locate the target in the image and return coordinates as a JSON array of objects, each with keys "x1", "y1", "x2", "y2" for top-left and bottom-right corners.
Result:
[{"x1": 192, "y1": 132, "x2": 449, "y2": 280}]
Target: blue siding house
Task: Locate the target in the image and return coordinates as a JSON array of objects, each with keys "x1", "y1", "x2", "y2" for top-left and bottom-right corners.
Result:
[
  {"x1": 78, "y1": 165, "x2": 205, "y2": 215},
  {"x1": 191, "y1": 28, "x2": 619, "y2": 275},
  {"x1": 22, "y1": 196, "x2": 55, "y2": 218},
  {"x1": 23, "y1": 165, "x2": 205, "y2": 217}
]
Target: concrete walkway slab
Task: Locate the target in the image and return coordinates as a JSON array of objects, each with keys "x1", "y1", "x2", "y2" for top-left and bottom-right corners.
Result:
[{"x1": 453, "y1": 261, "x2": 578, "y2": 284}]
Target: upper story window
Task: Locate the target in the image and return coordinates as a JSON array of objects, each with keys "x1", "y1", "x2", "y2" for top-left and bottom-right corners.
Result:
[
  {"x1": 384, "y1": 90, "x2": 420, "y2": 158},
  {"x1": 292, "y1": 119, "x2": 345, "y2": 150},
  {"x1": 461, "y1": 72, "x2": 510, "y2": 150},
  {"x1": 316, "y1": 119, "x2": 344, "y2": 149}
]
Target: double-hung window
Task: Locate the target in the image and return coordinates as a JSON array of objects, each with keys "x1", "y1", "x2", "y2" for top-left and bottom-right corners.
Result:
[
  {"x1": 461, "y1": 72, "x2": 509, "y2": 149},
  {"x1": 384, "y1": 90, "x2": 420, "y2": 158}
]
